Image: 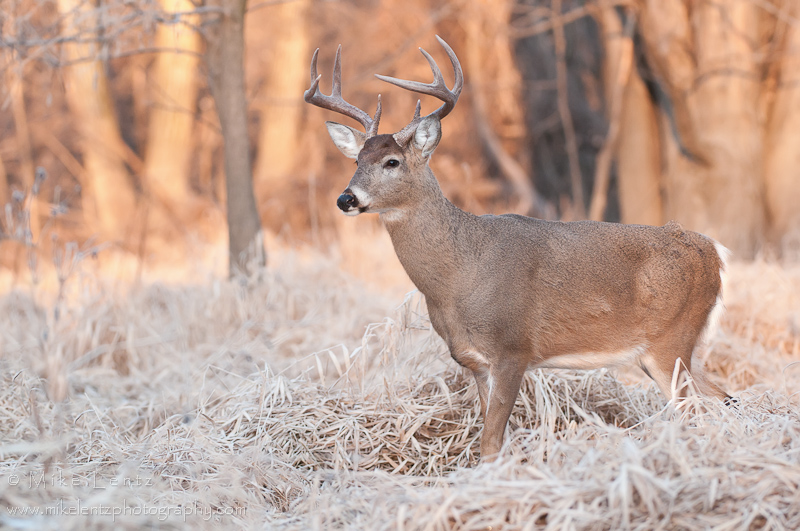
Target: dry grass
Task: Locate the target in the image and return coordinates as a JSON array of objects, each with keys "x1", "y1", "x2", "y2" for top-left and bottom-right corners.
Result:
[{"x1": 0, "y1": 243, "x2": 799, "y2": 530}]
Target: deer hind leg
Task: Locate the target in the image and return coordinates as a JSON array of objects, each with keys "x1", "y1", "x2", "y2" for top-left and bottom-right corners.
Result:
[
  {"x1": 640, "y1": 334, "x2": 729, "y2": 401},
  {"x1": 691, "y1": 362, "x2": 731, "y2": 402},
  {"x1": 639, "y1": 347, "x2": 694, "y2": 400}
]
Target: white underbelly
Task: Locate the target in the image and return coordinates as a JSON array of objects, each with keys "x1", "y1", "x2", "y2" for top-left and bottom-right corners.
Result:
[{"x1": 530, "y1": 344, "x2": 647, "y2": 371}]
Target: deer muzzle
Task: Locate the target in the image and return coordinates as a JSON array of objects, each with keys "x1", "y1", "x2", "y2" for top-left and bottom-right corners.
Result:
[{"x1": 337, "y1": 189, "x2": 360, "y2": 214}]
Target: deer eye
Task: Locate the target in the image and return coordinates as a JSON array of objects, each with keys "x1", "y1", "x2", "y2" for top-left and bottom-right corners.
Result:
[{"x1": 384, "y1": 159, "x2": 400, "y2": 168}]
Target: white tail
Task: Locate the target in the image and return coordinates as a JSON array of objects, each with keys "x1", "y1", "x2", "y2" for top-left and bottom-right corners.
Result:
[{"x1": 305, "y1": 36, "x2": 732, "y2": 461}]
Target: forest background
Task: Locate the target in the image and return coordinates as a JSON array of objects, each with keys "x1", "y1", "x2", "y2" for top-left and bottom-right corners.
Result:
[{"x1": 2, "y1": 0, "x2": 799, "y2": 280}]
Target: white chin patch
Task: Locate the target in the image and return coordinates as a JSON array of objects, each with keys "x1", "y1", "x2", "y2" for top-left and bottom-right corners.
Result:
[{"x1": 343, "y1": 209, "x2": 361, "y2": 216}]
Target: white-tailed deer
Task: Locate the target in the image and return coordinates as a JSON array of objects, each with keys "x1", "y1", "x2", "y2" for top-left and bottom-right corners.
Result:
[{"x1": 305, "y1": 36, "x2": 731, "y2": 461}]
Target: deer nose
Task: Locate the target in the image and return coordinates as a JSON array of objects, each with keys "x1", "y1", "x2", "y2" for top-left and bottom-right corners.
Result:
[{"x1": 337, "y1": 190, "x2": 358, "y2": 211}]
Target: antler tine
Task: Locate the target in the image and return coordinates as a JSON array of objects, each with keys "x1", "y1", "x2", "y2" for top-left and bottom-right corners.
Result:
[
  {"x1": 331, "y1": 45, "x2": 343, "y2": 98},
  {"x1": 370, "y1": 95, "x2": 382, "y2": 137},
  {"x1": 378, "y1": 36, "x2": 462, "y2": 146},
  {"x1": 307, "y1": 48, "x2": 322, "y2": 95},
  {"x1": 376, "y1": 49, "x2": 445, "y2": 101},
  {"x1": 304, "y1": 45, "x2": 382, "y2": 137},
  {"x1": 436, "y1": 34, "x2": 463, "y2": 99},
  {"x1": 375, "y1": 35, "x2": 463, "y2": 123}
]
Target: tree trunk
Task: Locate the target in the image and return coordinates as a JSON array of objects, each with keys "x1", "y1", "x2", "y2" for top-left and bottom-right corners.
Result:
[
  {"x1": 0, "y1": 50, "x2": 7, "y2": 209},
  {"x1": 253, "y1": 0, "x2": 309, "y2": 188},
  {"x1": 615, "y1": 66, "x2": 664, "y2": 227},
  {"x1": 57, "y1": 0, "x2": 137, "y2": 245},
  {"x1": 597, "y1": 8, "x2": 663, "y2": 226},
  {"x1": 204, "y1": 0, "x2": 264, "y2": 275},
  {"x1": 464, "y1": 0, "x2": 545, "y2": 216},
  {"x1": 7, "y1": 65, "x2": 41, "y2": 238},
  {"x1": 590, "y1": 8, "x2": 634, "y2": 222},
  {"x1": 637, "y1": 0, "x2": 765, "y2": 258},
  {"x1": 552, "y1": 0, "x2": 585, "y2": 218},
  {"x1": 763, "y1": 1, "x2": 800, "y2": 257},
  {"x1": 143, "y1": 0, "x2": 201, "y2": 226},
  {"x1": 0, "y1": 153, "x2": 7, "y2": 208}
]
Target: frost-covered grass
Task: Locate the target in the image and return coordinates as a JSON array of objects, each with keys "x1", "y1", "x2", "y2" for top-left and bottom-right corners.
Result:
[{"x1": 1, "y1": 243, "x2": 798, "y2": 530}]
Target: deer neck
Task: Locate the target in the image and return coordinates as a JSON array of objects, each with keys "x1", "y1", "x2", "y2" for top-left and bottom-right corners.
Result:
[{"x1": 380, "y1": 176, "x2": 471, "y2": 302}]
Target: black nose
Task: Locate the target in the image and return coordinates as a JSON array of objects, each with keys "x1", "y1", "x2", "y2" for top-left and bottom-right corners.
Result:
[{"x1": 337, "y1": 192, "x2": 358, "y2": 211}]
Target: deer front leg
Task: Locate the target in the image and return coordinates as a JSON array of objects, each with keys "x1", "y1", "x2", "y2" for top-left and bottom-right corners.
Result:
[
  {"x1": 457, "y1": 350, "x2": 525, "y2": 461},
  {"x1": 466, "y1": 363, "x2": 487, "y2": 417},
  {"x1": 456, "y1": 350, "x2": 491, "y2": 417},
  {"x1": 478, "y1": 360, "x2": 525, "y2": 462}
]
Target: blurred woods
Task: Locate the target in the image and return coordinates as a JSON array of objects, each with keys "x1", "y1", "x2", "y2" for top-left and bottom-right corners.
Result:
[{"x1": 1, "y1": 0, "x2": 799, "y2": 279}]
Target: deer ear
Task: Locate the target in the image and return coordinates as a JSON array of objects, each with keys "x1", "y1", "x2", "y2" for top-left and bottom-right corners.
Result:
[
  {"x1": 412, "y1": 115, "x2": 441, "y2": 158},
  {"x1": 325, "y1": 122, "x2": 367, "y2": 159}
]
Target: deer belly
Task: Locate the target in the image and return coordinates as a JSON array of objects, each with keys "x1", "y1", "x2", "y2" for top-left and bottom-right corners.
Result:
[{"x1": 530, "y1": 344, "x2": 647, "y2": 371}]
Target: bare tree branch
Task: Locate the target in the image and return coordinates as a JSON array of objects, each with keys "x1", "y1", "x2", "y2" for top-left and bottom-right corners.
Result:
[
  {"x1": 0, "y1": 1, "x2": 218, "y2": 70},
  {"x1": 552, "y1": 0, "x2": 585, "y2": 218},
  {"x1": 247, "y1": 0, "x2": 306, "y2": 13},
  {"x1": 589, "y1": 10, "x2": 635, "y2": 222},
  {"x1": 511, "y1": 0, "x2": 632, "y2": 39}
]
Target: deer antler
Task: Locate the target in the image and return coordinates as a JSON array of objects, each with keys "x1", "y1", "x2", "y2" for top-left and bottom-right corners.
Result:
[
  {"x1": 304, "y1": 46, "x2": 382, "y2": 137},
  {"x1": 376, "y1": 35, "x2": 463, "y2": 146}
]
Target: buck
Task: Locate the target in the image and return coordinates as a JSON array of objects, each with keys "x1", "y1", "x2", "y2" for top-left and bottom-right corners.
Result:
[{"x1": 305, "y1": 36, "x2": 731, "y2": 461}]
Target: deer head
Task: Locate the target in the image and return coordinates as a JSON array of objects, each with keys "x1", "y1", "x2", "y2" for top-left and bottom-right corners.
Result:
[{"x1": 304, "y1": 36, "x2": 463, "y2": 217}]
